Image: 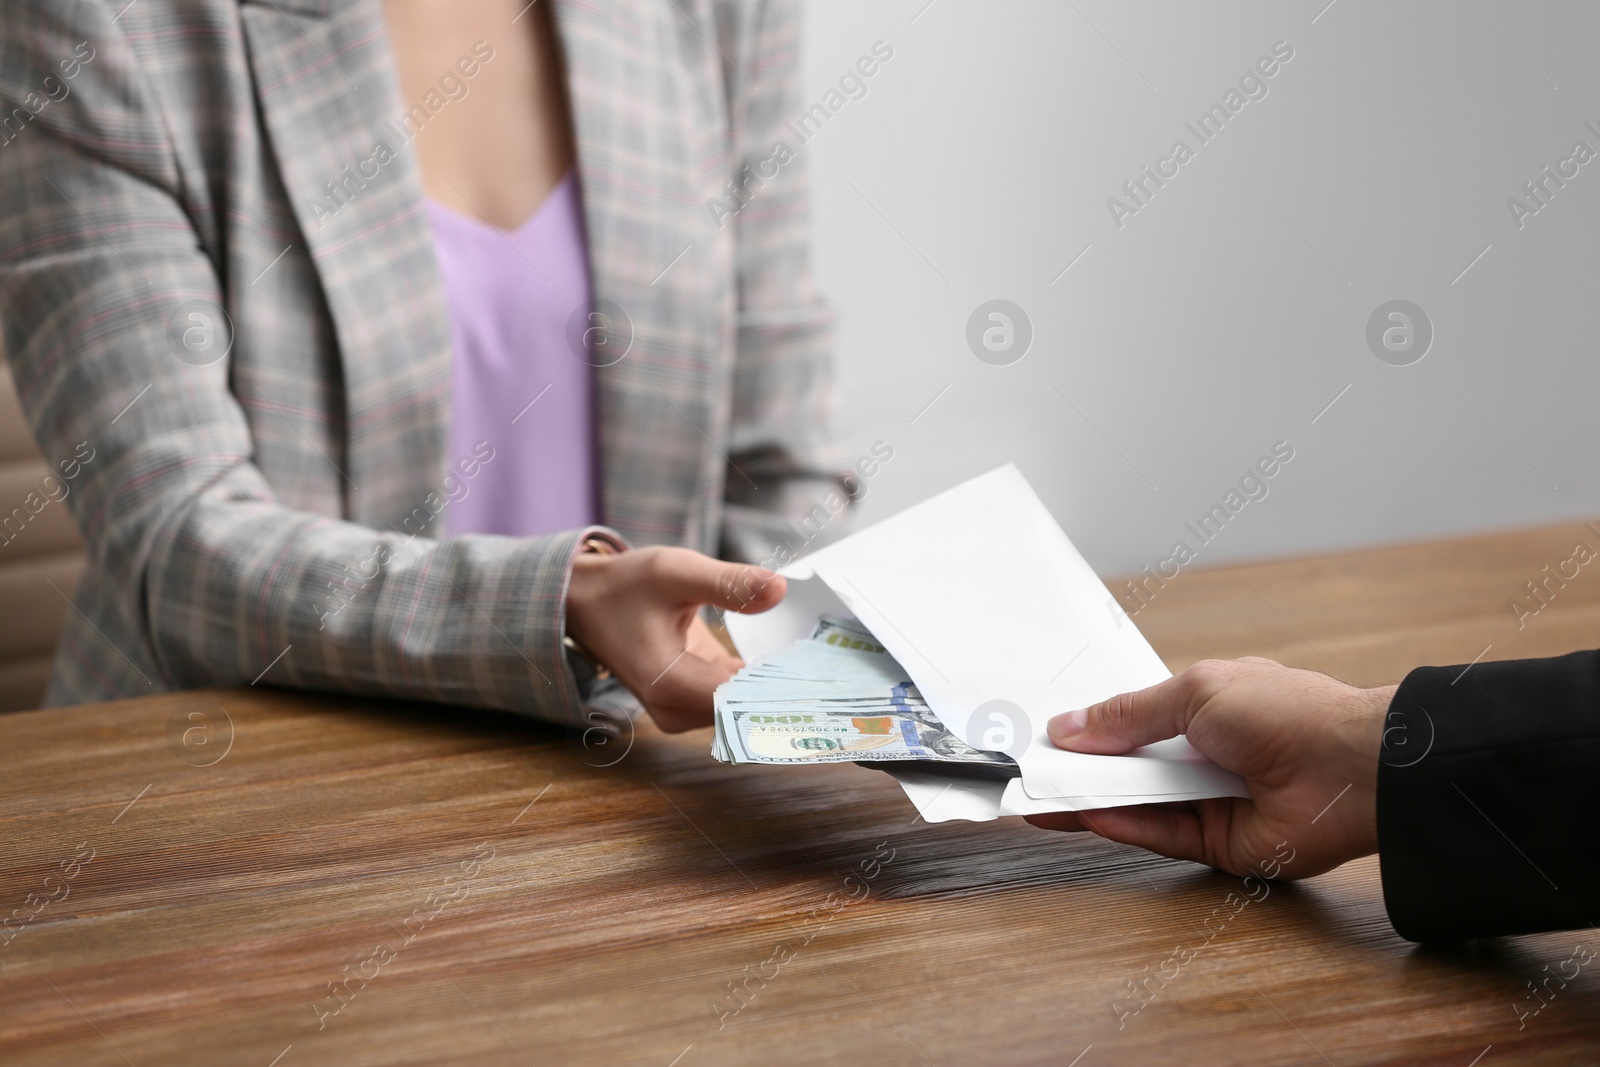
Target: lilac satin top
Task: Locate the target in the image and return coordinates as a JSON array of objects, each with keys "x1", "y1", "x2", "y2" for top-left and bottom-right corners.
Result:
[{"x1": 427, "y1": 171, "x2": 599, "y2": 538}]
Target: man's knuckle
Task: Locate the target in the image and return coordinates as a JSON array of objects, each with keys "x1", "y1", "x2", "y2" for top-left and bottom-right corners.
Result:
[
  {"x1": 1096, "y1": 692, "x2": 1138, "y2": 734},
  {"x1": 1185, "y1": 658, "x2": 1234, "y2": 695}
]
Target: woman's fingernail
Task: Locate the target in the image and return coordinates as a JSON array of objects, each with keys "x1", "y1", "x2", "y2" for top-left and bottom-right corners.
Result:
[{"x1": 1048, "y1": 709, "x2": 1088, "y2": 742}]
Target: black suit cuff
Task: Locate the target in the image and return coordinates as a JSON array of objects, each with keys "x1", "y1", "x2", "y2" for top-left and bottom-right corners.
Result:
[{"x1": 1377, "y1": 650, "x2": 1600, "y2": 941}]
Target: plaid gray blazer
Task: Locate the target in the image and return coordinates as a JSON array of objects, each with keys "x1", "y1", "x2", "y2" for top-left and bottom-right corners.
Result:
[{"x1": 0, "y1": 0, "x2": 839, "y2": 723}]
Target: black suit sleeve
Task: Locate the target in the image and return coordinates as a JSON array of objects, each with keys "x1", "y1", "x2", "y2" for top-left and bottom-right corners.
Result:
[{"x1": 1377, "y1": 650, "x2": 1600, "y2": 941}]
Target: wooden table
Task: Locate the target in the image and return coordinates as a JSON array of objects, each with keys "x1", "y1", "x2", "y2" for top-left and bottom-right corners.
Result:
[{"x1": 4, "y1": 522, "x2": 1599, "y2": 1066}]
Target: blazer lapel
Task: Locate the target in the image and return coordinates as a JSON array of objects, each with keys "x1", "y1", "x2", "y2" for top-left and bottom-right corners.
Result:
[
  {"x1": 551, "y1": 0, "x2": 730, "y2": 551},
  {"x1": 239, "y1": 0, "x2": 450, "y2": 527}
]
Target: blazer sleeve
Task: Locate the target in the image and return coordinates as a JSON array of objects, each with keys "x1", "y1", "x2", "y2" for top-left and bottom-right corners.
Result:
[
  {"x1": 712, "y1": 0, "x2": 850, "y2": 566},
  {"x1": 0, "y1": 1, "x2": 598, "y2": 725},
  {"x1": 1377, "y1": 649, "x2": 1600, "y2": 941}
]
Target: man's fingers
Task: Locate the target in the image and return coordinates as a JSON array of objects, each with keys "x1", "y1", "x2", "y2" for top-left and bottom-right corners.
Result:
[
  {"x1": 1023, "y1": 812, "x2": 1092, "y2": 833},
  {"x1": 1074, "y1": 804, "x2": 1211, "y2": 866},
  {"x1": 652, "y1": 549, "x2": 786, "y2": 614},
  {"x1": 1028, "y1": 803, "x2": 1212, "y2": 867},
  {"x1": 1048, "y1": 664, "x2": 1217, "y2": 755}
]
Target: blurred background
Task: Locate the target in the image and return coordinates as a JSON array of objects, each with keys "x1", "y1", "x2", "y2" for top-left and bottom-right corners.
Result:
[{"x1": 799, "y1": 0, "x2": 1600, "y2": 574}]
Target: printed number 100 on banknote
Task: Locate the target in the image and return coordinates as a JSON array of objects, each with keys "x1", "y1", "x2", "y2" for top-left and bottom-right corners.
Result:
[{"x1": 727, "y1": 710, "x2": 982, "y2": 764}]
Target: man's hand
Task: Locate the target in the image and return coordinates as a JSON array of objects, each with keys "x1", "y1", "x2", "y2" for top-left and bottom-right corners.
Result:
[
  {"x1": 1027, "y1": 657, "x2": 1394, "y2": 880},
  {"x1": 565, "y1": 546, "x2": 783, "y2": 733}
]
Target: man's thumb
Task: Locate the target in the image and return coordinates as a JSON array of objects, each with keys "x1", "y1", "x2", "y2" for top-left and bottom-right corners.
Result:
[{"x1": 1048, "y1": 673, "x2": 1201, "y2": 755}]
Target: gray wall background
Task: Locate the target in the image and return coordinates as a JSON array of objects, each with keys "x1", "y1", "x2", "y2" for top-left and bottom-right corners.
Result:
[{"x1": 795, "y1": 0, "x2": 1600, "y2": 576}]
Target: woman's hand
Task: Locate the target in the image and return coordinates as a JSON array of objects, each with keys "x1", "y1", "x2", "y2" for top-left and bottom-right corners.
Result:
[
  {"x1": 564, "y1": 546, "x2": 784, "y2": 733},
  {"x1": 1027, "y1": 657, "x2": 1394, "y2": 880}
]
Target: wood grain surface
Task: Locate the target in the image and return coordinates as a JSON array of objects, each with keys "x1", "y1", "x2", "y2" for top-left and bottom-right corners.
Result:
[{"x1": 3, "y1": 522, "x2": 1600, "y2": 1066}]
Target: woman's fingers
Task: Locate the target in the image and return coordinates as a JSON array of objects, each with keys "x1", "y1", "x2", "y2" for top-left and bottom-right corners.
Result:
[
  {"x1": 686, "y1": 614, "x2": 742, "y2": 672},
  {"x1": 569, "y1": 547, "x2": 785, "y2": 734},
  {"x1": 647, "y1": 547, "x2": 785, "y2": 614},
  {"x1": 640, "y1": 633, "x2": 742, "y2": 732}
]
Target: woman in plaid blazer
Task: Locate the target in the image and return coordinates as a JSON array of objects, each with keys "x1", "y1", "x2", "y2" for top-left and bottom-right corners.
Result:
[{"x1": 0, "y1": 0, "x2": 840, "y2": 730}]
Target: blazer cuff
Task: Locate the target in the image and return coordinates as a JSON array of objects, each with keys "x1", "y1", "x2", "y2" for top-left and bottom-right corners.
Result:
[
  {"x1": 1377, "y1": 650, "x2": 1600, "y2": 941},
  {"x1": 533, "y1": 524, "x2": 628, "y2": 729}
]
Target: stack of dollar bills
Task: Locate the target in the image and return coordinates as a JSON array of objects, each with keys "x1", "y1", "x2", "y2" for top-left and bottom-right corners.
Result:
[{"x1": 713, "y1": 616, "x2": 1018, "y2": 780}]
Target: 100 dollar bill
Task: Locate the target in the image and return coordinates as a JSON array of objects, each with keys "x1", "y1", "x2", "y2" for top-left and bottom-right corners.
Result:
[{"x1": 719, "y1": 705, "x2": 1013, "y2": 768}]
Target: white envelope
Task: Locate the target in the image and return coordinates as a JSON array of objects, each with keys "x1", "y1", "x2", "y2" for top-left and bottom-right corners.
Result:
[
  {"x1": 725, "y1": 464, "x2": 1247, "y2": 810},
  {"x1": 880, "y1": 768, "x2": 1231, "y2": 823}
]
